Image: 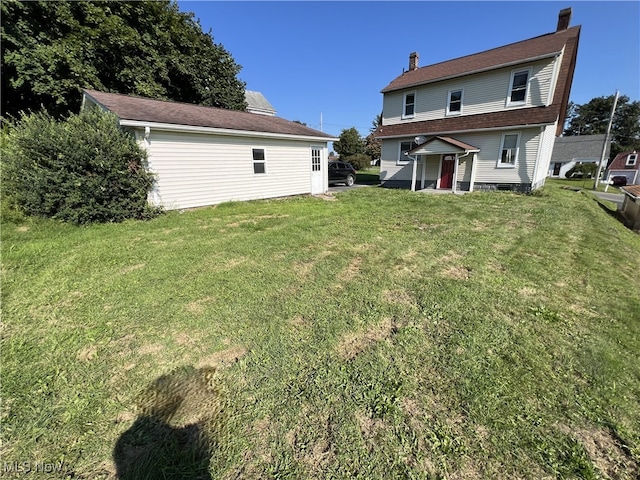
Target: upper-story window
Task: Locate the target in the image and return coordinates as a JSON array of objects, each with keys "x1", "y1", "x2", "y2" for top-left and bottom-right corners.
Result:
[
  {"x1": 626, "y1": 153, "x2": 638, "y2": 167},
  {"x1": 398, "y1": 140, "x2": 418, "y2": 164},
  {"x1": 507, "y1": 68, "x2": 531, "y2": 106},
  {"x1": 403, "y1": 92, "x2": 416, "y2": 118},
  {"x1": 447, "y1": 89, "x2": 463, "y2": 115},
  {"x1": 497, "y1": 132, "x2": 520, "y2": 167}
]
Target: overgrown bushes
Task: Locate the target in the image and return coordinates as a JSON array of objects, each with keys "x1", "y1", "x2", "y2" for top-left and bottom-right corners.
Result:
[
  {"x1": 1, "y1": 108, "x2": 160, "y2": 224},
  {"x1": 343, "y1": 153, "x2": 371, "y2": 171}
]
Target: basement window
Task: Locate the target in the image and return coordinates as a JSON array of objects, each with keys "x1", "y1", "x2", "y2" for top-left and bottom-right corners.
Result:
[{"x1": 252, "y1": 148, "x2": 266, "y2": 174}]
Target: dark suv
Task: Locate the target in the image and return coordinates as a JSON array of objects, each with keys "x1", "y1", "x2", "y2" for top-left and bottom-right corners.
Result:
[{"x1": 328, "y1": 161, "x2": 356, "y2": 186}]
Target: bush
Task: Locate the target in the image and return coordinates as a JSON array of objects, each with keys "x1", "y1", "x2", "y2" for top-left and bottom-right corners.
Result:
[
  {"x1": 1, "y1": 108, "x2": 160, "y2": 224},
  {"x1": 344, "y1": 153, "x2": 371, "y2": 171}
]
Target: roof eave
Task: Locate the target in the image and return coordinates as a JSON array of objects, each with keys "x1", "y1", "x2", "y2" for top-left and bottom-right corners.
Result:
[{"x1": 119, "y1": 119, "x2": 339, "y2": 142}]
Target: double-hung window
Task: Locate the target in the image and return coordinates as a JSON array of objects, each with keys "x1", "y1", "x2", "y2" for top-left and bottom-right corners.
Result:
[
  {"x1": 252, "y1": 148, "x2": 266, "y2": 174},
  {"x1": 447, "y1": 89, "x2": 463, "y2": 115},
  {"x1": 403, "y1": 92, "x2": 416, "y2": 119},
  {"x1": 626, "y1": 153, "x2": 638, "y2": 167},
  {"x1": 398, "y1": 140, "x2": 418, "y2": 164},
  {"x1": 498, "y1": 133, "x2": 520, "y2": 167},
  {"x1": 507, "y1": 68, "x2": 530, "y2": 106}
]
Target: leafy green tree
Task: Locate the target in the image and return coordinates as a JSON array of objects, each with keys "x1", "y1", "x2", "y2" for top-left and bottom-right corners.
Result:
[
  {"x1": 364, "y1": 114, "x2": 382, "y2": 164},
  {"x1": 2, "y1": 108, "x2": 159, "y2": 224},
  {"x1": 1, "y1": 0, "x2": 247, "y2": 118},
  {"x1": 563, "y1": 94, "x2": 640, "y2": 159},
  {"x1": 333, "y1": 127, "x2": 365, "y2": 158}
]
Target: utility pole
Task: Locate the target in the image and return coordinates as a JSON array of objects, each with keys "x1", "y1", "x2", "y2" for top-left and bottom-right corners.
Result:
[{"x1": 594, "y1": 90, "x2": 619, "y2": 190}]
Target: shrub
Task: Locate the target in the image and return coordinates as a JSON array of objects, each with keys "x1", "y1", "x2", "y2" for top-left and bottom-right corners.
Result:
[
  {"x1": 1, "y1": 108, "x2": 160, "y2": 224},
  {"x1": 344, "y1": 153, "x2": 371, "y2": 171}
]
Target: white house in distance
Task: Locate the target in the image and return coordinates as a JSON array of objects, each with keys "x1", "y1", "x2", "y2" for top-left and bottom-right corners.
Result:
[
  {"x1": 548, "y1": 134, "x2": 609, "y2": 178},
  {"x1": 82, "y1": 89, "x2": 337, "y2": 210},
  {"x1": 375, "y1": 8, "x2": 580, "y2": 193}
]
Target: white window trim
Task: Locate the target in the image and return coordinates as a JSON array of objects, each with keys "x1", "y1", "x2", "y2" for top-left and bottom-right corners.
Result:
[
  {"x1": 446, "y1": 88, "x2": 463, "y2": 116},
  {"x1": 497, "y1": 132, "x2": 521, "y2": 168},
  {"x1": 506, "y1": 68, "x2": 532, "y2": 107},
  {"x1": 252, "y1": 147, "x2": 267, "y2": 175},
  {"x1": 402, "y1": 91, "x2": 416, "y2": 119},
  {"x1": 626, "y1": 153, "x2": 638, "y2": 166},
  {"x1": 397, "y1": 140, "x2": 417, "y2": 165}
]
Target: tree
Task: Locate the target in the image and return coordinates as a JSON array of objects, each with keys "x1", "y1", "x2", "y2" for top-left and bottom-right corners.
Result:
[
  {"x1": 1, "y1": 0, "x2": 247, "y2": 119},
  {"x1": 563, "y1": 94, "x2": 640, "y2": 160},
  {"x1": 364, "y1": 114, "x2": 382, "y2": 164},
  {"x1": 333, "y1": 127, "x2": 365, "y2": 158}
]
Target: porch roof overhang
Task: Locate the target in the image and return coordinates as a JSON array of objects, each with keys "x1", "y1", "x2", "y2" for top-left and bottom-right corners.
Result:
[{"x1": 408, "y1": 136, "x2": 480, "y2": 156}]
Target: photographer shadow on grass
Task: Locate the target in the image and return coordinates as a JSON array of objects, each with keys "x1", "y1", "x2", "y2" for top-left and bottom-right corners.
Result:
[{"x1": 114, "y1": 366, "x2": 226, "y2": 480}]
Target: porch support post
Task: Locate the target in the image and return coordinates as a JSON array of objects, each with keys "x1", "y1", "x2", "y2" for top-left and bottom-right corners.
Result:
[
  {"x1": 411, "y1": 156, "x2": 418, "y2": 191},
  {"x1": 452, "y1": 153, "x2": 459, "y2": 194},
  {"x1": 469, "y1": 152, "x2": 478, "y2": 192},
  {"x1": 421, "y1": 156, "x2": 426, "y2": 189}
]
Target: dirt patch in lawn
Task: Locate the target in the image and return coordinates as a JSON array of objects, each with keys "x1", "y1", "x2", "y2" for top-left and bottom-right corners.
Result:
[
  {"x1": 337, "y1": 317, "x2": 397, "y2": 360},
  {"x1": 560, "y1": 425, "x2": 639, "y2": 479},
  {"x1": 196, "y1": 345, "x2": 247, "y2": 369}
]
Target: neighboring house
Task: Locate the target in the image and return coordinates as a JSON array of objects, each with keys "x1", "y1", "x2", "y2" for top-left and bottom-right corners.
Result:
[
  {"x1": 619, "y1": 185, "x2": 640, "y2": 230},
  {"x1": 606, "y1": 151, "x2": 640, "y2": 185},
  {"x1": 548, "y1": 134, "x2": 609, "y2": 178},
  {"x1": 82, "y1": 89, "x2": 337, "y2": 210},
  {"x1": 376, "y1": 8, "x2": 580, "y2": 193},
  {"x1": 245, "y1": 90, "x2": 276, "y2": 116}
]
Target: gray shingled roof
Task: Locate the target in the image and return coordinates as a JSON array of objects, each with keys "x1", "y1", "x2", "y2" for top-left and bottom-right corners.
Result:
[
  {"x1": 550, "y1": 134, "x2": 608, "y2": 162},
  {"x1": 83, "y1": 89, "x2": 335, "y2": 139},
  {"x1": 245, "y1": 90, "x2": 276, "y2": 115}
]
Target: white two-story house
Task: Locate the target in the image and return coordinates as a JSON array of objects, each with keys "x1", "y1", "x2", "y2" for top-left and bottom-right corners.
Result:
[{"x1": 376, "y1": 8, "x2": 580, "y2": 193}]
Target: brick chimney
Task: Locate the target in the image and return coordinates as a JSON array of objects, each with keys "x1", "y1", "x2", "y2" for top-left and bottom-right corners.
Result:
[
  {"x1": 557, "y1": 7, "x2": 572, "y2": 31},
  {"x1": 409, "y1": 52, "x2": 419, "y2": 71}
]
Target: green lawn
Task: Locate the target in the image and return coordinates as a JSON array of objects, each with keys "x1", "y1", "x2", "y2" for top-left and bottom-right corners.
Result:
[{"x1": 2, "y1": 184, "x2": 639, "y2": 479}]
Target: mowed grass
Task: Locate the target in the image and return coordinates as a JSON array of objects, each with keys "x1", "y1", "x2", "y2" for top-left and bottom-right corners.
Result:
[{"x1": 2, "y1": 184, "x2": 639, "y2": 479}]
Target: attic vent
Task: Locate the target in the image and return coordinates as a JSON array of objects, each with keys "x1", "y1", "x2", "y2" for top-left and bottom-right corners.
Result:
[{"x1": 557, "y1": 7, "x2": 572, "y2": 31}]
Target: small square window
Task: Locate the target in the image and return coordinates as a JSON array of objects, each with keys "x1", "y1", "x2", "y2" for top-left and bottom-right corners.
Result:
[
  {"x1": 252, "y1": 148, "x2": 266, "y2": 174},
  {"x1": 626, "y1": 154, "x2": 638, "y2": 166}
]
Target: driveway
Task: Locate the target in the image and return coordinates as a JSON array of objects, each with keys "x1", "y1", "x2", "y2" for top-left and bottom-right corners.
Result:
[{"x1": 593, "y1": 191, "x2": 624, "y2": 209}]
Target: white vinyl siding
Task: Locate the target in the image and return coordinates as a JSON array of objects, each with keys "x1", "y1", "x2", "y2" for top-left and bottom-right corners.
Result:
[
  {"x1": 382, "y1": 58, "x2": 556, "y2": 125},
  {"x1": 143, "y1": 131, "x2": 322, "y2": 210},
  {"x1": 381, "y1": 129, "x2": 542, "y2": 185}
]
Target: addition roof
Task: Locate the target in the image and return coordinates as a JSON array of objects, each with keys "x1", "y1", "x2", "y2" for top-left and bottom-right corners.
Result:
[
  {"x1": 551, "y1": 134, "x2": 608, "y2": 162},
  {"x1": 82, "y1": 89, "x2": 335, "y2": 140}
]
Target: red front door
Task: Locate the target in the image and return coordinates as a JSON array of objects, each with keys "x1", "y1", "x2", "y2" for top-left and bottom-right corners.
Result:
[{"x1": 440, "y1": 156, "x2": 455, "y2": 189}]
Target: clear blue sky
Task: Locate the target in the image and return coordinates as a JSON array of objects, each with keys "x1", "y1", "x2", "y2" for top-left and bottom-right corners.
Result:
[{"x1": 179, "y1": 1, "x2": 640, "y2": 138}]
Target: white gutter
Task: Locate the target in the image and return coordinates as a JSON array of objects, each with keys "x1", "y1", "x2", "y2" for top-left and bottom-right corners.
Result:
[{"x1": 119, "y1": 119, "x2": 338, "y2": 142}]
